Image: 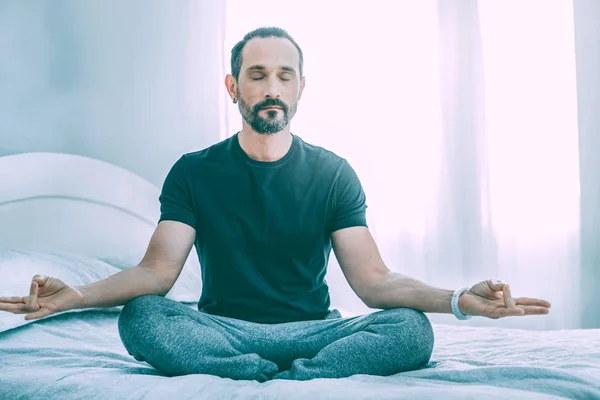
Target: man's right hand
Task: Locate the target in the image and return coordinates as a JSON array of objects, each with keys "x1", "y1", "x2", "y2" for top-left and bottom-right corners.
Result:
[
  {"x1": 0, "y1": 275, "x2": 85, "y2": 321},
  {"x1": 0, "y1": 221, "x2": 196, "y2": 318}
]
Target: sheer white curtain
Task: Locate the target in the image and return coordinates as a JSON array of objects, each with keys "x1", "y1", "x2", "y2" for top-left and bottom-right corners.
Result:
[{"x1": 222, "y1": 0, "x2": 580, "y2": 330}]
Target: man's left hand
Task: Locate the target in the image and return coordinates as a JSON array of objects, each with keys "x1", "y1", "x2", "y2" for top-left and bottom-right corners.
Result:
[{"x1": 458, "y1": 279, "x2": 551, "y2": 319}]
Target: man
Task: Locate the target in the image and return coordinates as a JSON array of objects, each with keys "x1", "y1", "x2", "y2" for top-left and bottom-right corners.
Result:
[{"x1": 0, "y1": 27, "x2": 551, "y2": 382}]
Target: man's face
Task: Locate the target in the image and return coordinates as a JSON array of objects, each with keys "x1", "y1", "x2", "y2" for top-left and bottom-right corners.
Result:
[{"x1": 235, "y1": 37, "x2": 303, "y2": 134}]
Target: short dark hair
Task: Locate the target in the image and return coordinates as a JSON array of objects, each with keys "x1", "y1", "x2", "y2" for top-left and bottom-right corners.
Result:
[{"x1": 230, "y1": 27, "x2": 304, "y2": 81}]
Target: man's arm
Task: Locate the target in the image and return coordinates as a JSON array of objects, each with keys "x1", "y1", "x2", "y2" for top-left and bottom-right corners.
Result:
[
  {"x1": 331, "y1": 226, "x2": 454, "y2": 313},
  {"x1": 331, "y1": 226, "x2": 551, "y2": 318},
  {"x1": 77, "y1": 220, "x2": 196, "y2": 308}
]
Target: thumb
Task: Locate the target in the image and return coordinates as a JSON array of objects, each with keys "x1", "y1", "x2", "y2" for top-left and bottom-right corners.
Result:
[{"x1": 24, "y1": 307, "x2": 53, "y2": 321}]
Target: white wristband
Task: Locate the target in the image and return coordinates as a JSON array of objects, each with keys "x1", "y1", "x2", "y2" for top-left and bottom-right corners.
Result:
[{"x1": 451, "y1": 287, "x2": 472, "y2": 320}]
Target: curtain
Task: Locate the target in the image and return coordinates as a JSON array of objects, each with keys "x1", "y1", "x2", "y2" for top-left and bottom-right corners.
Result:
[
  {"x1": 573, "y1": 0, "x2": 600, "y2": 329},
  {"x1": 222, "y1": 0, "x2": 581, "y2": 330}
]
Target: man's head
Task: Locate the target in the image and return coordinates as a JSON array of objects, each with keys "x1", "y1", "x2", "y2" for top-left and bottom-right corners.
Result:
[{"x1": 226, "y1": 27, "x2": 305, "y2": 135}]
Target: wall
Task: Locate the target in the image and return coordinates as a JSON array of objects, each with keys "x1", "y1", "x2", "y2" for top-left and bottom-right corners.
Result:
[{"x1": 0, "y1": 0, "x2": 225, "y2": 187}]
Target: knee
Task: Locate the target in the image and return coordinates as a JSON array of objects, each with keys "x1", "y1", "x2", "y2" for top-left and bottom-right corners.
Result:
[
  {"x1": 118, "y1": 295, "x2": 163, "y2": 344},
  {"x1": 376, "y1": 308, "x2": 434, "y2": 366},
  {"x1": 119, "y1": 295, "x2": 161, "y2": 322}
]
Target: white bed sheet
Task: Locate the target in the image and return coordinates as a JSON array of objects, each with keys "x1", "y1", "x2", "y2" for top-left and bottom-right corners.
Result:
[{"x1": 1, "y1": 308, "x2": 599, "y2": 400}]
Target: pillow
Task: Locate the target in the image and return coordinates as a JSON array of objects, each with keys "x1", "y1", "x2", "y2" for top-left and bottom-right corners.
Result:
[{"x1": 99, "y1": 247, "x2": 202, "y2": 303}]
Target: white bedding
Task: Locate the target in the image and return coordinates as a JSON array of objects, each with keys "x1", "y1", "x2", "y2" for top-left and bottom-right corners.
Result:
[{"x1": 1, "y1": 307, "x2": 599, "y2": 399}]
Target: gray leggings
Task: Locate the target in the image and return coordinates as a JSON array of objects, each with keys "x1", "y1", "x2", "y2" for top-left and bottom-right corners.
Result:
[{"x1": 117, "y1": 295, "x2": 434, "y2": 382}]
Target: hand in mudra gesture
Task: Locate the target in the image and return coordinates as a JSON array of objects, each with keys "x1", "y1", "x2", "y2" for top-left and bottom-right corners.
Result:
[
  {"x1": 0, "y1": 275, "x2": 85, "y2": 321},
  {"x1": 458, "y1": 279, "x2": 551, "y2": 319}
]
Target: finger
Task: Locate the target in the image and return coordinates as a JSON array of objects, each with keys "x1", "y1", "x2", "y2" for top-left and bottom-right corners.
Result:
[
  {"x1": 486, "y1": 280, "x2": 510, "y2": 302},
  {"x1": 492, "y1": 306, "x2": 525, "y2": 318},
  {"x1": 487, "y1": 279, "x2": 505, "y2": 292},
  {"x1": 0, "y1": 296, "x2": 27, "y2": 303},
  {"x1": 503, "y1": 284, "x2": 516, "y2": 308},
  {"x1": 33, "y1": 275, "x2": 49, "y2": 287},
  {"x1": 514, "y1": 297, "x2": 551, "y2": 308},
  {"x1": 518, "y1": 306, "x2": 550, "y2": 315},
  {"x1": 25, "y1": 281, "x2": 39, "y2": 310},
  {"x1": 0, "y1": 302, "x2": 29, "y2": 313},
  {"x1": 24, "y1": 307, "x2": 52, "y2": 321}
]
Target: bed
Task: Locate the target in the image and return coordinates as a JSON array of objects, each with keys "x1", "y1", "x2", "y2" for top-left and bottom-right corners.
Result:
[{"x1": 1, "y1": 152, "x2": 599, "y2": 400}]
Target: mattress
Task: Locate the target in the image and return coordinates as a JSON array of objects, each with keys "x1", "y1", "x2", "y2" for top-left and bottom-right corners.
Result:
[{"x1": 1, "y1": 308, "x2": 599, "y2": 400}]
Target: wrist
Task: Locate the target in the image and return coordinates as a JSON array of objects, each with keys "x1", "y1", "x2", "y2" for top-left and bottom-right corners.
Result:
[
  {"x1": 73, "y1": 285, "x2": 89, "y2": 309},
  {"x1": 451, "y1": 287, "x2": 472, "y2": 320}
]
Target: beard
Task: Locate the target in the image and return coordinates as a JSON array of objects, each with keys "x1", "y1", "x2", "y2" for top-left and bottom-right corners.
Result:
[{"x1": 238, "y1": 92, "x2": 298, "y2": 135}]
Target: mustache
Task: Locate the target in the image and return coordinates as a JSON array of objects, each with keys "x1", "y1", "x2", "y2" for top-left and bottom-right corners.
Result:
[{"x1": 253, "y1": 99, "x2": 288, "y2": 113}]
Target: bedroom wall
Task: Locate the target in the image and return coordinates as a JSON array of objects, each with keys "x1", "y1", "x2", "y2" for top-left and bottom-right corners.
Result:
[{"x1": 0, "y1": 0, "x2": 225, "y2": 188}]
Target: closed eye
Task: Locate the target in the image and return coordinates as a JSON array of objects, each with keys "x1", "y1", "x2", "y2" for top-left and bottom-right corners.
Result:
[{"x1": 249, "y1": 74, "x2": 292, "y2": 81}]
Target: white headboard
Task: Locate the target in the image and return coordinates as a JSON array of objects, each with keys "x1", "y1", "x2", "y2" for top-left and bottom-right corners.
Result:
[{"x1": 0, "y1": 152, "x2": 161, "y2": 261}]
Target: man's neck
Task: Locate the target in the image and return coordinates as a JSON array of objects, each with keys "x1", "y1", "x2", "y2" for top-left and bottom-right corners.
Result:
[{"x1": 238, "y1": 126, "x2": 293, "y2": 162}]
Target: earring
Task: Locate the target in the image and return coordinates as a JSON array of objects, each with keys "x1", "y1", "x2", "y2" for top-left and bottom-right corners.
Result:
[{"x1": 232, "y1": 98, "x2": 237, "y2": 104}]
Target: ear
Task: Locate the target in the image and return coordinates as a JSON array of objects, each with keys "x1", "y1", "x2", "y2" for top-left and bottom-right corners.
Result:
[
  {"x1": 298, "y1": 76, "x2": 306, "y2": 100},
  {"x1": 225, "y1": 74, "x2": 237, "y2": 101}
]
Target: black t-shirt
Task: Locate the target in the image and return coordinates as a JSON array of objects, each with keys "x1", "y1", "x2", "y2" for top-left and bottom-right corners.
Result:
[{"x1": 158, "y1": 133, "x2": 368, "y2": 324}]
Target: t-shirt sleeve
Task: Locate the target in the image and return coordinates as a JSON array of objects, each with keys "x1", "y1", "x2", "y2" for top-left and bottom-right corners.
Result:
[
  {"x1": 328, "y1": 159, "x2": 368, "y2": 233},
  {"x1": 158, "y1": 155, "x2": 197, "y2": 229}
]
